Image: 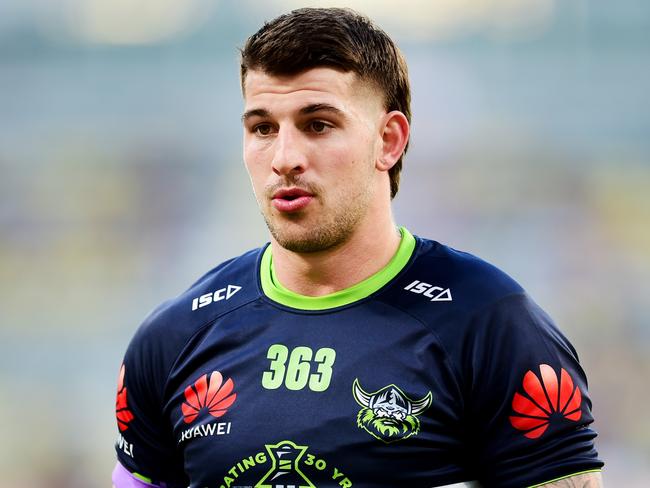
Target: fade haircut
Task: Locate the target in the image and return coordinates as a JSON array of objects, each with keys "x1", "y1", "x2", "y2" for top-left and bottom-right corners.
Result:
[{"x1": 240, "y1": 7, "x2": 411, "y2": 199}]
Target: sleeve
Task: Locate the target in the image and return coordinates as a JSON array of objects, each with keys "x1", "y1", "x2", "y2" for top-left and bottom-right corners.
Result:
[
  {"x1": 462, "y1": 293, "x2": 604, "y2": 488},
  {"x1": 114, "y1": 308, "x2": 189, "y2": 488},
  {"x1": 112, "y1": 462, "x2": 164, "y2": 488}
]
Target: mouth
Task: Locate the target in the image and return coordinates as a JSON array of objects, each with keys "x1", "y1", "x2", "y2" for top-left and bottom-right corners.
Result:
[
  {"x1": 272, "y1": 188, "x2": 313, "y2": 199},
  {"x1": 271, "y1": 188, "x2": 314, "y2": 213}
]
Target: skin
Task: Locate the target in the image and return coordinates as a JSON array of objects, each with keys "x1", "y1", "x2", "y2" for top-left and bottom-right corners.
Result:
[
  {"x1": 242, "y1": 67, "x2": 409, "y2": 296},
  {"x1": 538, "y1": 471, "x2": 603, "y2": 487}
]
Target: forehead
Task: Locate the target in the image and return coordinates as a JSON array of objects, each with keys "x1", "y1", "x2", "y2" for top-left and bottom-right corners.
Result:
[{"x1": 243, "y1": 67, "x2": 382, "y2": 114}]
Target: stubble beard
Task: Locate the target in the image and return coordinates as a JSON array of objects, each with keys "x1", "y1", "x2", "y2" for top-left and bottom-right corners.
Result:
[{"x1": 261, "y1": 178, "x2": 373, "y2": 254}]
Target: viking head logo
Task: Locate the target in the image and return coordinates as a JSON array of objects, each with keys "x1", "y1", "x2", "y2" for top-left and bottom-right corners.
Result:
[{"x1": 352, "y1": 379, "x2": 432, "y2": 444}]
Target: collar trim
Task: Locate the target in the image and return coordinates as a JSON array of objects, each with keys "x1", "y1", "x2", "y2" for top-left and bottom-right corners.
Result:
[{"x1": 260, "y1": 227, "x2": 416, "y2": 311}]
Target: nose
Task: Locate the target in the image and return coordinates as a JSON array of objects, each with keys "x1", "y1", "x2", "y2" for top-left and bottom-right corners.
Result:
[{"x1": 271, "y1": 126, "x2": 308, "y2": 177}]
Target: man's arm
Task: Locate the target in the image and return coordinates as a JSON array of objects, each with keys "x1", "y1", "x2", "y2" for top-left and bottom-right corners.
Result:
[
  {"x1": 536, "y1": 471, "x2": 603, "y2": 487},
  {"x1": 112, "y1": 462, "x2": 163, "y2": 487},
  {"x1": 463, "y1": 294, "x2": 604, "y2": 486}
]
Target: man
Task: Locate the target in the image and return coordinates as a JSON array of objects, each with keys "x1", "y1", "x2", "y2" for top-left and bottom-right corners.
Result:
[{"x1": 113, "y1": 8, "x2": 603, "y2": 488}]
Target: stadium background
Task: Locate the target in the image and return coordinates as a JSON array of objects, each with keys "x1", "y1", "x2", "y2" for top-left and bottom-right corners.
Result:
[{"x1": 0, "y1": 0, "x2": 648, "y2": 486}]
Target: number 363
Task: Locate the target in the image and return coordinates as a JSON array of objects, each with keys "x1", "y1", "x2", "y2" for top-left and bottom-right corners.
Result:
[{"x1": 262, "y1": 344, "x2": 336, "y2": 392}]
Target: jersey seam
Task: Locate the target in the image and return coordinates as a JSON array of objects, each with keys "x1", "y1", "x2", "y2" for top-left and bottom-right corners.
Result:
[
  {"x1": 515, "y1": 295, "x2": 571, "y2": 368},
  {"x1": 461, "y1": 291, "x2": 590, "y2": 487},
  {"x1": 159, "y1": 294, "x2": 263, "y2": 411},
  {"x1": 376, "y1": 289, "x2": 533, "y2": 454},
  {"x1": 460, "y1": 290, "x2": 529, "y2": 326},
  {"x1": 469, "y1": 292, "x2": 571, "y2": 392},
  {"x1": 459, "y1": 291, "x2": 531, "y2": 406},
  {"x1": 121, "y1": 293, "x2": 262, "y2": 485},
  {"x1": 385, "y1": 291, "x2": 530, "y2": 400},
  {"x1": 375, "y1": 299, "x2": 467, "y2": 413},
  {"x1": 141, "y1": 248, "x2": 264, "y2": 408}
]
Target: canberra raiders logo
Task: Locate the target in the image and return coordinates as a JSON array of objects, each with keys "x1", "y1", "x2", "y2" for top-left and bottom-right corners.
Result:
[{"x1": 352, "y1": 378, "x2": 432, "y2": 444}]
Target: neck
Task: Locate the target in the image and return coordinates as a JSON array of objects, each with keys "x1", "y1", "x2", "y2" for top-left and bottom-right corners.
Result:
[{"x1": 270, "y1": 216, "x2": 401, "y2": 297}]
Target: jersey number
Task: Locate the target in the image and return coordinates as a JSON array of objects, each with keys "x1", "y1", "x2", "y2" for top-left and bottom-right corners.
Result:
[{"x1": 262, "y1": 344, "x2": 336, "y2": 392}]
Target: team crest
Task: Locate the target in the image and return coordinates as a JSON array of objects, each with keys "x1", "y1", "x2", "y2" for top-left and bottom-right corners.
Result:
[{"x1": 352, "y1": 378, "x2": 432, "y2": 444}]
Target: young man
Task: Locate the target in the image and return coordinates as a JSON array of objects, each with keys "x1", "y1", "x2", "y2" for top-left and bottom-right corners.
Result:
[{"x1": 113, "y1": 8, "x2": 603, "y2": 488}]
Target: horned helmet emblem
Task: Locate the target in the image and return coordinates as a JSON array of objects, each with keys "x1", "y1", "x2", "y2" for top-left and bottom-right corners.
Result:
[{"x1": 353, "y1": 378, "x2": 432, "y2": 444}]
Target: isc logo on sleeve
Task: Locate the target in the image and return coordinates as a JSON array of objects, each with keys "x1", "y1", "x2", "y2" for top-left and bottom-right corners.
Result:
[
  {"x1": 191, "y1": 285, "x2": 242, "y2": 311},
  {"x1": 404, "y1": 280, "x2": 452, "y2": 302}
]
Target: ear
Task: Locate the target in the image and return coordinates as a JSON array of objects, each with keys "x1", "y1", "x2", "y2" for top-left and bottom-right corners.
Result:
[{"x1": 376, "y1": 111, "x2": 410, "y2": 172}]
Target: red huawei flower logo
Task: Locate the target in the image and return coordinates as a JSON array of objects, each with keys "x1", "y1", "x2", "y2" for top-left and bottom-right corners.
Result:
[
  {"x1": 115, "y1": 363, "x2": 134, "y2": 431},
  {"x1": 509, "y1": 364, "x2": 582, "y2": 439},
  {"x1": 182, "y1": 371, "x2": 237, "y2": 424}
]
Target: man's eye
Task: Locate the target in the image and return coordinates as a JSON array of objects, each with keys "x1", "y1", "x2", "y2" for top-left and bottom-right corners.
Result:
[
  {"x1": 309, "y1": 121, "x2": 329, "y2": 133},
  {"x1": 253, "y1": 124, "x2": 272, "y2": 135}
]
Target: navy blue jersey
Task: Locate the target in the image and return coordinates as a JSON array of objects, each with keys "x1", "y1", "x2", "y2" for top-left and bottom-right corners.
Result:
[{"x1": 114, "y1": 229, "x2": 603, "y2": 488}]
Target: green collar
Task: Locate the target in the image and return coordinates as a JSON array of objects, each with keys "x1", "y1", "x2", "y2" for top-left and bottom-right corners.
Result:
[{"x1": 260, "y1": 227, "x2": 416, "y2": 311}]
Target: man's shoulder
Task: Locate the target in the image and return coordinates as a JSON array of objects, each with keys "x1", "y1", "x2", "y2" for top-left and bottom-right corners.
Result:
[
  {"x1": 394, "y1": 235, "x2": 525, "y2": 313},
  {"x1": 128, "y1": 246, "x2": 265, "y2": 353},
  {"x1": 381, "y1": 234, "x2": 565, "y2": 371}
]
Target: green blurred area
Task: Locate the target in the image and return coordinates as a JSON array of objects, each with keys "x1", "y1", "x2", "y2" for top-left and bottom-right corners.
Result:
[{"x1": 1, "y1": 1, "x2": 649, "y2": 486}]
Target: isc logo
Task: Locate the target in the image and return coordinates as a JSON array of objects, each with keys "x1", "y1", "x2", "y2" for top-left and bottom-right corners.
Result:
[
  {"x1": 404, "y1": 280, "x2": 452, "y2": 302},
  {"x1": 191, "y1": 285, "x2": 242, "y2": 311}
]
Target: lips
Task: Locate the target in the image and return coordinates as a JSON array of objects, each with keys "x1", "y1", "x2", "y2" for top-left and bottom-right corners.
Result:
[{"x1": 271, "y1": 188, "x2": 314, "y2": 212}]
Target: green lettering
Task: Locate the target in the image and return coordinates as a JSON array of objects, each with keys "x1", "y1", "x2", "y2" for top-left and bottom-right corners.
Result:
[
  {"x1": 309, "y1": 347, "x2": 336, "y2": 392},
  {"x1": 262, "y1": 345, "x2": 337, "y2": 391},
  {"x1": 262, "y1": 344, "x2": 288, "y2": 389},
  {"x1": 285, "y1": 346, "x2": 313, "y2": 390},
  {"x1": 242, "y1": 455, "x2": 255, "y2": 470},
  {"x1": 304, "y1": 453, "x2": 315, "y2": 466}
]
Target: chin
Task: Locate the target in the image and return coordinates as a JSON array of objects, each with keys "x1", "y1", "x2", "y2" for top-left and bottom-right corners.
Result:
[
  {"x1": 268, "y1": 220, "x2": 353, "y2": 254},
  {"x1": 273, "y1": 230, "x2": 335, "y2": 254}
]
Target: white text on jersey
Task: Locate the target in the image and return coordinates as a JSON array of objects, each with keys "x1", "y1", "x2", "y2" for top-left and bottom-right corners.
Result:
[
  {"x1": 191, "y1": 285, "x2": 242, "y2": 311},
  {"x1": 116, "y1": 433, "x2": 134, "y2": 458},
  {"x1": 404, "y1": 280, "x2": 452, "y2": 302},
  {"x1": 179, "y1": 421, "x2": 232, "y2": 443}
]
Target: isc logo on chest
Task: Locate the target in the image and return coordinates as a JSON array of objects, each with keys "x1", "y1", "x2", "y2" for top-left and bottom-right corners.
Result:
[
  {"x1": 404, "y1": 280, "x2": 452, "y2": 302},
  {"x1": 191, "y1": 285, "x2": 242, "y2": 311}
]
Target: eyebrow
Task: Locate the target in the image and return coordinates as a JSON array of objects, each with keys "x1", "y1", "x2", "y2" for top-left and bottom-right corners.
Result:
[
  {"x1": 241, "y1": 103, "x2": 345, "y2": 123},
  {"x1": 299, "y1": 103, "x2": 344, "y2": 117},
  {"x1": 241, "y1": 108, "x2": 269, "y2": 123}
]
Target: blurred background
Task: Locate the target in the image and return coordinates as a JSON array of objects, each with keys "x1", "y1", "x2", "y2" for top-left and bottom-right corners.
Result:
[{"x1": 0, "y1": 0, "x2": 648, "y2": 486}]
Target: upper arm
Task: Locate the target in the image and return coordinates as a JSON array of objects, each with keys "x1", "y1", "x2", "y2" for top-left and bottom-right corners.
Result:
[
  {"x1": 112, "y1": 461, "x2": 163, "y2": 488},
  {"x1": 533, "y1": 470, "x2": 603, "y2": 487},
  {"x1": 465, "y1": 294, "x2": 604, "y2": 486},
  {"x1": 113, "y1": 311, "x2": 189, "y2": 487}
]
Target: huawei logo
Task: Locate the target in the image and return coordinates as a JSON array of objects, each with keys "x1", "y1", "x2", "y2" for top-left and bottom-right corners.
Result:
[
  {"x1": 115, "y1": 364, "x2": 134, "y2": 432},
  {"x1": 182, "y1": 371, "x2": 237, "y2": 424},
  {"x1": 509, "y1": 364, "x2": 582, "y2": 439}
]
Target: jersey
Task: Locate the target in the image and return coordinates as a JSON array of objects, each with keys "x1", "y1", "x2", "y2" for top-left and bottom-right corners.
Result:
[{"x1": 114, "y1": 228, "x2": 603, "y2": 488}]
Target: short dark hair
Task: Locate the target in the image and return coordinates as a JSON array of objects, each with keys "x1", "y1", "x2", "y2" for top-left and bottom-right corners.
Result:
[{"x1": 240, "y1": 7, "x2": 411, "y2": 199}]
